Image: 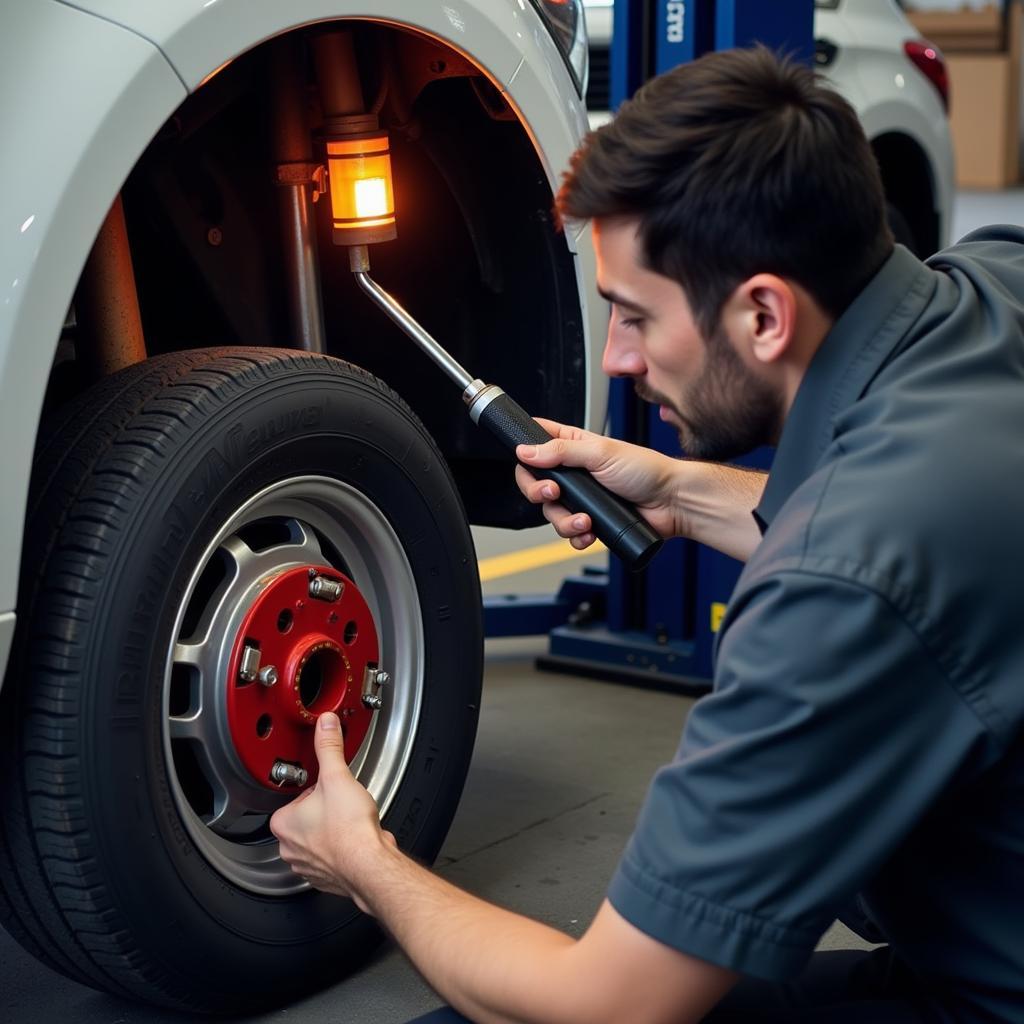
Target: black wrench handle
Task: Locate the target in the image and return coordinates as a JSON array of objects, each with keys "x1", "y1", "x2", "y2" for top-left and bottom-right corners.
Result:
[{"x1": 475, "y1": 390, "x2": 663, "y2": 572}]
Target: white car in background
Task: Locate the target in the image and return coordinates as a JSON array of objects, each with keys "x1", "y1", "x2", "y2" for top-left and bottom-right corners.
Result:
[
  {"x1": 583, "y1": 0, "x2": 955, "y2": 255},
  {"x1": 0, "y1": 0, "x2": 599, "y2": 1012}
]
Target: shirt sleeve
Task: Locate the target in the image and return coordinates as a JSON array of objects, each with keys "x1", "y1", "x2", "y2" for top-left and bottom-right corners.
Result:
[{"x1": 608, "y1": 569, "x2": 990, "y2": 980}]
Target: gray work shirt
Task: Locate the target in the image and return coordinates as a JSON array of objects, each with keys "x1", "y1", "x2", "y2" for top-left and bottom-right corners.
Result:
[{"x1": 608, "y1": 230, "x2": 1024, "y2": 1024}]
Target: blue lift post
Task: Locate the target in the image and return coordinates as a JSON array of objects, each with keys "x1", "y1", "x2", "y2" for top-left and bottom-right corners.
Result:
[{"x1": 486, "y1": 1, "x2": 815, "y2": 691}]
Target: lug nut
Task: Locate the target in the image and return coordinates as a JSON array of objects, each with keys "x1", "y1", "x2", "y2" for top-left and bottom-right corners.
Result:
[
  {"x1": 309, "y1": 574, "x2": 344, "y2": 602},
  {"x1": 258, "y1": 666, "x2": 278, "y2": 687},
  {"x1": 362, "y1": 693, "x2": 383, "y2": 710},
  {"x1": 270, "y1": 761, "x2": 308, "y2": 787},
  {"x1": 239, "y1": 643, "x2": 260, "y2": 682},
  {"x1": 374, "y1": 670, "x2": 390, "y2": 687}
]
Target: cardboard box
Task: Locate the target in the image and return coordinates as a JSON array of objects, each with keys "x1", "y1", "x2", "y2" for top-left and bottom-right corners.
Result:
[
  {"x1": 948, "y1": 51, "x2": 1019, "y2": 186},
  {"x1": 906, "y1": 6, "x2": 1005, "y2": 52},
  {"x1": 908, "y1": 4, "x2": 1020, "y2": 188}
]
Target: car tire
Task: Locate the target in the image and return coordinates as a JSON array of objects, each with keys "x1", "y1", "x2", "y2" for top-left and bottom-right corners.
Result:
[{"x1": 0, "y1": 347, "x2": 482, "y2": 1012}]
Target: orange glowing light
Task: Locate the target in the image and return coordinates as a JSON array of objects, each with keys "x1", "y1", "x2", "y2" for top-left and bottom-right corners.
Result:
[
  {"x1": 355, "y1": 177, "x2": 388, "y2": 219},
  {"x1": 325, "y1": 131, "x2": 397, "y2": 245}
]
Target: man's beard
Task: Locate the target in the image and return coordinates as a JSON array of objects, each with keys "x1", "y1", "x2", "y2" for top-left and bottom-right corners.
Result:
[{"x1": 636, "y1": 328, "x2": 781, "y2": 461}]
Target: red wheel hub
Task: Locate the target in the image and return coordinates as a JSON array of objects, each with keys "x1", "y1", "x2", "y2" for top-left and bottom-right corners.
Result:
[{"x1": 226, "y1": 566, "x2": 380, "y2": 790}]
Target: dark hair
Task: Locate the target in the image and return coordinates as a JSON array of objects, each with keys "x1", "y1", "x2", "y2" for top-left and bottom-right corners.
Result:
[{"x1": 557, "y1": 46, "x2": 893, "y2": 335}]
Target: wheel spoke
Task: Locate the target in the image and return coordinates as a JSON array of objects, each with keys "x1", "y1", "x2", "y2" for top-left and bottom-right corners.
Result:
[
  {"x1": 285, "y1": 519, "x2": 326, "y2": 564},
  {"x1": 182, "y1": 724, "x2": 283, "y2": 829},
  {"x1": 205, "y1": 776, "x2": 278, "y2": 836},
  {"x1": 168, "y1": 711, "x2": 203, "y2": 741},
  {"x1": 168, "y1": 681, "x2": 225, "y2": 771},
  {"x1": 222, "y1": 522, "x2": 327, "y2": 579},
  {"x1": 220, "y1": 534, "x2": 259, "y2": 577},
  {"x1": 188, "y1": 739, "x2": 249, "y2": 829},
  {"x1": 206, "y1": 799, "x2": 254, "y2": 835},
  {"x1": 173, "y1": 641, "x2": 206, "y2": 668}
]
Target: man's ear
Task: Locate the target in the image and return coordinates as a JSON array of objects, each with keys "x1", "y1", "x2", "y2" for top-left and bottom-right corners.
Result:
[{"x1": 724, "y1": 274, "x2": 797, "y2": 365}]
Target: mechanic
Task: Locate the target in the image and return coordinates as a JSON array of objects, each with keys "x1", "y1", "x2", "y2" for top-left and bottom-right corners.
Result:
[{"x1": 271, "y1": 46, "x2": 1024, "y2": 1024}]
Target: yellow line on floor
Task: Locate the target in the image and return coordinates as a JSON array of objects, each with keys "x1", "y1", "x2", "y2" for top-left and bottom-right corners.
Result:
[{"x1": 478, "y1": 538, "x2": 606, "y2": 582}]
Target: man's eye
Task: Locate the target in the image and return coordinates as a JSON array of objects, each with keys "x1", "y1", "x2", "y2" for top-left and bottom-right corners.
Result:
[{"x1": 620, "y1": 316, "x2": 644, "y2": 330}]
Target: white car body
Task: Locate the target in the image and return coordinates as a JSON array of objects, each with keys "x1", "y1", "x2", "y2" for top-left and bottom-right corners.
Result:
[{"x1": 0, "y1": 0, "x2": 605, "y2": 691}]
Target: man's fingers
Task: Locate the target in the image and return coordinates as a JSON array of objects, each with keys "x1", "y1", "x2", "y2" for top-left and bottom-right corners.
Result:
[
  {"x1": 552, "y1": 510, "x2": 592, "y2": 540},
  {"x1": 516, "y1": 434, "x2": 606, "y2": 472},
  {"x1": 532, "y1": 417, "x2": 591, "y2": 442},
  {"x1": 513, "y1": 466, "x2": 591, "y2": 537},
  {"x1": 514, "y1": 464, "x2": 561, "y2": 505},
  {"x1": 513, "y1": 424, "x2": 601, "y2": 550},
  {"x1": 313, "y1": 712, "x2": 350, "y2": 780}
]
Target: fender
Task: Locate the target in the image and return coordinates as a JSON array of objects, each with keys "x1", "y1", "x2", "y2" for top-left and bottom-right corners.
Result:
[
  {"x1": 61, "y1": 0, "x2": 590, "y2": 209},
  {"x1": 0, "y1": 0, "x2": 607, "y2": 689},
  {"x1": 0, "y1": 1, "x2": 186, "y2": 650}
]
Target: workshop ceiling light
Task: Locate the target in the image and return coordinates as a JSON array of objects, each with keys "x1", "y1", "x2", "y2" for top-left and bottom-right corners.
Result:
[{"x1": 325, "y1": 129, "x2": 397, "y2": 246}]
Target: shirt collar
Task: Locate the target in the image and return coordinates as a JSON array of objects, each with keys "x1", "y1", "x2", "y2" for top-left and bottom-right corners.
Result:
[{"x1": 753, "y1": 244, "x2": 936, "y2": 531}]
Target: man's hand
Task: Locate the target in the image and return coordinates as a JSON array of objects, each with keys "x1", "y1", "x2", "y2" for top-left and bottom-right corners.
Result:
[
  {"x1": 270, "y1": 712, "x2": 394, "y2": 911},
  {"x1": 515, "y1": 419, "x2": 686, "y2": 549},
  {"x1": 516, "y1": 418, "x2": 769, "y2": 563},
  {"x1": 269, "y1": 712, "x2": 737, "y2": 1024}
]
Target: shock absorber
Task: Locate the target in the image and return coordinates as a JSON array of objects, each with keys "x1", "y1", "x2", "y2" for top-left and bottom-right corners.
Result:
[{"x1": 271, "y1": 35, "x2": 327, "y2": 353}]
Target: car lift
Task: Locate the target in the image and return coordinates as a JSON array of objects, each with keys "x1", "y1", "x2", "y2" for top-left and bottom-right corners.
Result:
[{"x1": 484, "y1": 1, "x2": 815, "y2": 691}]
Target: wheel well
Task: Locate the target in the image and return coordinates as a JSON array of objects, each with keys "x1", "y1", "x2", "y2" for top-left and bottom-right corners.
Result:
[
  {"x1": 872, "y1": 132, "x2": 940, "y2": 257},
  {"x1": 60, "y1": 22, "x2": 585, "y2": 528}
]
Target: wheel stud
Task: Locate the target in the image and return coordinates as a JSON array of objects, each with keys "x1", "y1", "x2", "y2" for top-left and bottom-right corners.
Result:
[
  {"x1": 258, "y1": 665, "x2": 278, "y2": 687},
  {"x1": 308, "y1": 573, "x2": 344, "y2": 602},
  {"x1": 270, "y1": 761, "x2": 308, "y2": 787},
  {"x1": 361, "y1": 664, "x2": 387, "y2": 710}
]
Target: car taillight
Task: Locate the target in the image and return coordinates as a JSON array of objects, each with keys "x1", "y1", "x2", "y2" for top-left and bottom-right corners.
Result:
[{"x1": 904, "y1": 39, "x2": 949, "y2": 113}]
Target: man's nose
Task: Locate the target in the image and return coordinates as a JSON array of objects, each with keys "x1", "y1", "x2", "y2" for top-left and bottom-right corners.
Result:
[{"x1": 602, "y1": 329, "x2": 646, "y2": 378}]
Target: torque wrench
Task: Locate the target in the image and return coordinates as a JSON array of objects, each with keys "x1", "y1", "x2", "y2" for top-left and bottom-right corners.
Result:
[{"x1": 349, "y1": 247, "x2": 663, "y2": 571}]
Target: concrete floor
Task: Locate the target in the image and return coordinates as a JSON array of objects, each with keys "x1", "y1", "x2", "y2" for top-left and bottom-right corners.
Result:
[
  {"x1": 951, "y1": 187, "x2": 1024, "y2": 243},
  {"x1": 2, "y1": 188, "x2": 1020, "y2": 1021}
]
